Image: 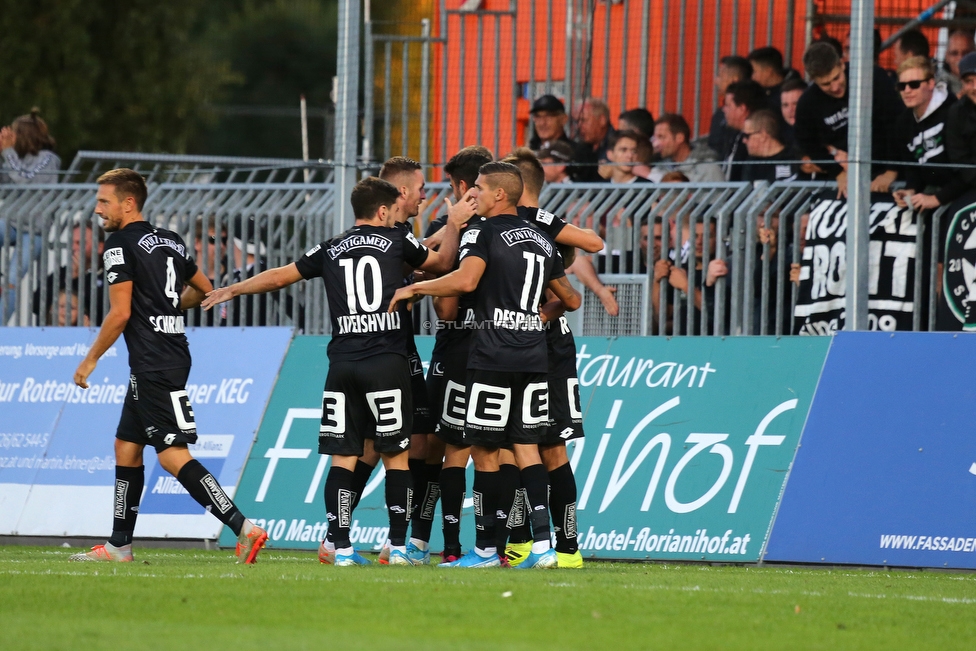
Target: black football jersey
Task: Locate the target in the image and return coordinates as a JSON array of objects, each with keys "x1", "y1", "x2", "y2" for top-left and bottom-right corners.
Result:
[
  {"x1": 517, "y1": 205, "x2": 567, "y2": 242},
  {"x1": 429, "y1": 216, "x2": 485, "y2": 359},
  {"x1": 546, "y1": 316, "x2": 578, "y2": 378},
  {"x1": 295, "y1": 224, "x2": 429, "y2": 363},
  {"x1": 103, "y1": 221, "x2": 198, "y2": 373},
  {"x1": 460, "y1": 214, "x2": 565, "y2": 373}
]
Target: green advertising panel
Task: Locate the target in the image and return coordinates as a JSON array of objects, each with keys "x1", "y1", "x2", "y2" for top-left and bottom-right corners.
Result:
[{"x1": 222, "y1": 336, "x2": 829, "y2": 561}]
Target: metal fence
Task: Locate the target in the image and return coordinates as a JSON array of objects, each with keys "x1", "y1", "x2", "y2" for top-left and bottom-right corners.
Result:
[
  {"x1": 64, "y1": 151, "x2": 336, "y2": 185},
  {"x1": 0, "y1": 178, "x2": 949, "y2": 337}
]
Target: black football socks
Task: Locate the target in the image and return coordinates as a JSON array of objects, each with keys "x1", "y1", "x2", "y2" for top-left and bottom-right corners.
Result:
[
  {"x1": 385, "y1": 469, "x2": 413, "y2": 548},
  {"x1": 177, "y1": 459, "x2": 245, "y2": 535},
  {"x1": 472, "y1": 469, "x2": 500, "y2": 556},
  {"x1": 324, "y1": 466, "x2": 355, "y2": 549},
  {"x1": 549, "y1": 462, "x2": 580, "y2": 554},
  {"x1": 409, "y1": 463, "x2": 441, "y2": 548},
  {"x1": 439, "y1": 466, "x2": 466, "y2": 557},
  {"x1": 108, "y1": 465, "x2": 144, "y2": 547},
  {"x1": 521, "y1": 463, "x2": 552, "y2": 553}
]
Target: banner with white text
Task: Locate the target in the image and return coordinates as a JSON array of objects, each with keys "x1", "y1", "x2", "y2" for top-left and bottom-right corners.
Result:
[
  {"x1": 222, "y1": 335, "x2": 829, "y2": 561},
  {"x1": 0, "y1": 327, "x2": 292, "y2": 538}
]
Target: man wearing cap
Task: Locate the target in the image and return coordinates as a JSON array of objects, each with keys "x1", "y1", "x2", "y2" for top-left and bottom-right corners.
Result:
[
  {"x1": 536, "y1": 140, "x2": 574, "y2": 184},
  {"x1": 528, "y1": 94, "x2": 573, "y2": 151}
]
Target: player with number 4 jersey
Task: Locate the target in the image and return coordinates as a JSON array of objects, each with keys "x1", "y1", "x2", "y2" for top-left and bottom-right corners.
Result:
[
  {"x1": 202, "y1": 176, "x2": 463, "y2": 566},
  {"x1": 70, "y1": 168, "x2": 268, "y2": 565}
]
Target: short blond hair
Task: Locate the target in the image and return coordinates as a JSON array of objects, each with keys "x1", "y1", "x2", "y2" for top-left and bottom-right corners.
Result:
[{"x1": 897, "y1": 55, "x2": 934, "y2": 79}]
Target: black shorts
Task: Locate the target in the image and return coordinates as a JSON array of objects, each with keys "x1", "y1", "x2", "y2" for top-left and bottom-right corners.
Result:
[
  {"x1": 116, "y1": 368, "x2": 198, "y2": 453},
  {"x1": 542, "y1": 374, "x2": 585, "y2": 444},
  {"x1": 319, "y1": 353, "x2": 413, "y2": 456},
  {"x1": 408, "y1": 350, "x2": 435, "y2": 434},
  {"x1": 462, "y1": 369, "x2": 549, "y2": 447},
  {"x1": 427, "y1": 352, "x2": 469, "y2": 447}
]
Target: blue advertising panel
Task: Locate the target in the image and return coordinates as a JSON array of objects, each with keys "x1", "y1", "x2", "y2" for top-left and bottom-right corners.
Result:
[
  {"x1": 0, "y1": 327, "x2": 292, "y2": 538},
  {"x1": 765, "y1": 332, "x2": 976, "y2": 569}
]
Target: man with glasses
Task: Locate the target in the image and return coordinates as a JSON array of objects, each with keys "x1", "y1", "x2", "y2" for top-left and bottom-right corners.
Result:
[
  {"x1": 892, "y1": 56, "x2": 963, "y2": 212},
  {"x1": 740, "y1": 109, "x2": 798, "y2": 183}
]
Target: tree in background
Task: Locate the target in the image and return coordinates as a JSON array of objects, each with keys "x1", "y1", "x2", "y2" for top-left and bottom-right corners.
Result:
[{"x1": 0, "y1": 0, "x2": 237, "y2": 163}]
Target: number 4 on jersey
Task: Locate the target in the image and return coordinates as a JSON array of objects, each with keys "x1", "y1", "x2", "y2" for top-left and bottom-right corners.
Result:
[{"x1": 164, "y1": 257, "x2": 180, "y2": 307}]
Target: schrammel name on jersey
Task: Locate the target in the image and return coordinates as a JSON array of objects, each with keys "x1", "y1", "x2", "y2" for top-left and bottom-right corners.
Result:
[
  {"x1": 137, "y1": 233, "x2": 186, "y2": 256},
  {"x1": 327, "y1": 234, "x2": 393, "y2": 260},
  {"x1": 336, "y1": 311, "x2": 401, "y2": 334},
  {"x1": 500, "y1": 227, "x2": 553, "y2": 256},
  {"x1": 149, "y1": 315, "x2": 186, "y2": 334}
]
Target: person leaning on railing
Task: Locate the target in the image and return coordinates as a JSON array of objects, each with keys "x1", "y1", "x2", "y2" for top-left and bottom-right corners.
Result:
[{"x1": 891, "y1": 56, "x2": 965, "y2": 212}]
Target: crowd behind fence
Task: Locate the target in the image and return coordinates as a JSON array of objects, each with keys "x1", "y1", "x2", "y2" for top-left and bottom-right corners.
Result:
[{"x1": 1, "y1": 169, "x2": 959, "y2": 337}]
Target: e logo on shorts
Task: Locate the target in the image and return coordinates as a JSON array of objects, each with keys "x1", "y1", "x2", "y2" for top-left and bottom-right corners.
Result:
[
  {"x1": 467, "y1": 383, "x2": 511, "y2": 426},
  {"x1": 522, "y1": 382, "x2": 549, "y2": 425},
  {"x1": 366, "y1": 389, "x2": 403, "y2": 433},
  {"x1": 442, "y1": 380, "x2": 467, "y2": 427},
  {"x1": 169, "y1": 390, "x2": 196, "y2": 431},
  {"x1": 321, "y1": 391, "x2": 346, "y2": 433},
  {"x1": 567, "y1": 378, "x2": 582, "y2": 419}
]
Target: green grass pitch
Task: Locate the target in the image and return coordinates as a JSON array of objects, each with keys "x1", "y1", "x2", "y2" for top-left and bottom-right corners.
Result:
[{"x1": 1, "y1": 546, "x2": 974, "y2": 650}]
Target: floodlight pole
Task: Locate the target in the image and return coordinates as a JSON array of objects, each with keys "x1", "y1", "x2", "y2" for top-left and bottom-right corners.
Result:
[
  {"x1": 846, "y1": 1, "x2": 873, "y2": 330},
  {"x1": 334, "y1": 0, "x2": 361, "y2": 233}
]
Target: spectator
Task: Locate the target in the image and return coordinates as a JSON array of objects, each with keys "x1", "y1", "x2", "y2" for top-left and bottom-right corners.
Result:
[
  {"x1": 893, "y1": 29, "x2": 930, "y2": 70},
  {"x1": 794, "y1": 41, "x2": 903, "y2": 196},
  {"x1": 708, "y1": 55, "x2": 753, "y2": 162},
  {"x1": 741, "y1": 109, "x2": 798, "y2": 183},
  {"x1": 51, "y1": 288, "x2": 89, "y2": 327},
  {"x1": 0, "y1": 108, "x2": 60, "y2": 184},
  {"x1": 748, "y1": 46, "x2": 791, "y2": 114},
  {"x1": 33, "y1": 224, "x2": 104, "y2": 326},
  {"x1": 946, "y1": 53, "x2": 976, "y2": 198},
  {"x1": 650, "y1": 113, "x2": 724, "y2": 182},
  {"x1": 779, "y1": 77, "x2": 808, "y2": 147},
  {"x1": 943, "y1": 29, "x2": 975, "y2": 96},
  {"x1": 618, "y1": 108, "x2": 656, "y2": 178},
  {"x1": 892, "y1": 56, "x2": 963, "y2": 211},
  {"x1": 604, "y1": 130, "x2": 647, "y2": 185},
  {"x1": 572, "y1": 97, "x2": 615, "y2": 182},
  {"x1": 528, "y1": 94, "x2": 572, "y2": 150},
  {"x1": 536, "y1": 140, "x2": 574, "y2": 184},
  {"x1": 722, "y1": 79, "x2": 767, "y2": 181},
  {"x1": 843, "y1": 29, "x2": 883, "y2": 65}
]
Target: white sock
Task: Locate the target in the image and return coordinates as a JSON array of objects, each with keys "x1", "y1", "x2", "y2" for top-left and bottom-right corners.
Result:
[
  {"x1": 531, "y1": 540, "x2": 551, "y2": 554},
  {"x1": 390, "y1": 544, "x2": 407, "y2": 554},
  {"x1": 409, "y1": 538, "x2": 429, "y2": 551},
  {"x1": 475, "y1": 546, "x2": 497, "y2": 558},
  {"x1": 321, "y1": 539, "x2": 335, "y2": 551},
  {"x1": 336, "y1": 546, "x2": 354, "y2": 556}
]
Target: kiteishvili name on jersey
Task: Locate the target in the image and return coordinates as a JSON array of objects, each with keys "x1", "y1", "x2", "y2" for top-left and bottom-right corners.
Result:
[
  {"x1": 336, "y1": 311, "x2": 401, "y2": 334},
  {"x1": 326, "y1": 234, "x2": 393, "y2": 260},
  {"x1": 138, "y1": 233, "x2": 186, "y2": 256},
  {"x1": 500, "y1": 227, "x2": 553, "y2": 256}
]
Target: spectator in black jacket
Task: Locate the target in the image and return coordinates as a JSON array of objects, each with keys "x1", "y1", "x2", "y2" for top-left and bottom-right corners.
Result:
[
  {"x1": 891, "y1": 56, "x2": 963, "y2": 211},
  {"x1": 794, "y1": 41, "x2": 903, "y2": 197},
  {"x1": 946, "y1": 53, "x2": 976, "y2": 194},
  {"x1": 779, "y1": 77, "x2": 808, "y2": 148},
  {"x1": 741, "y1": 109, "x2": 798, "y2": 183},
  {"x1": 572, "y1": 97, "x2": 614, "y2": 182},
  {"x1": 722, "y1": 79, "x2": 767, "y2": 181},
  {"x1": 708, "y1": 56, "x2": 752, "y2": 160},
  {"x1": 528, "y1": 94, "x2": 573, "y2": 151}
]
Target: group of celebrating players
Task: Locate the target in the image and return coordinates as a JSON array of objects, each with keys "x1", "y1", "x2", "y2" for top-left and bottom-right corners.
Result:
[{"x1": 70, "y1": 144, "x2": 604, "y2": 569}]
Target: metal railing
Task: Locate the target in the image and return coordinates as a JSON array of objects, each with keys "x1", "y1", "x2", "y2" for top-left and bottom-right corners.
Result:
[
  {"x1": 65, "y1": 151, "x2": 336, "y2": 185},
  {"x1": 1, "y1": 178, "x2": 951, "y2": 337}
]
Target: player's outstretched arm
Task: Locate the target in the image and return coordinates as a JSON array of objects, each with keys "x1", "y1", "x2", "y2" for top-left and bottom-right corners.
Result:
[
  {"x1": 201, "y1": 263, "x2": 303, "y2": 311},
  {"x1": 568, "y1": 255, "x2": 618, "y2": 316},
  {"x1": 555, "y1": 223, "x2": 604, "y2": 253},
  {"x1": 389, "y1": 256, "x2": 486, "y2": 312},
  {"x1": 180, "y1": 269, "x2": 214, "y2": 310},
  {"x1": 548, "y1": 275, "x2": 582, "y2": 312},
  {"x1": 74, "y1": 281, "x2": 132, "y2": 388}
]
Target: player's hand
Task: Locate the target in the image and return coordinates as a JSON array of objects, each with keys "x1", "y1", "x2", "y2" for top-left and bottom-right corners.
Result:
[
  {"x1": 388, "y1": 285, "x2": 417, "y2": 313},
  {"x1": 445, "y1": 190, "x2": 477, "y2": 226},
  {"x1": 201, "y1": 286, "x2": 236, "y2": 310},
  {"x1": 596, "y1": 285, "x2": 618, "y2": 316},
  {"x1": 73, "y1": 358, "x2": 96, "y2": 389},
  {"x1": 0, "y1": 126, "x2": 15, "y2": 150}
]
